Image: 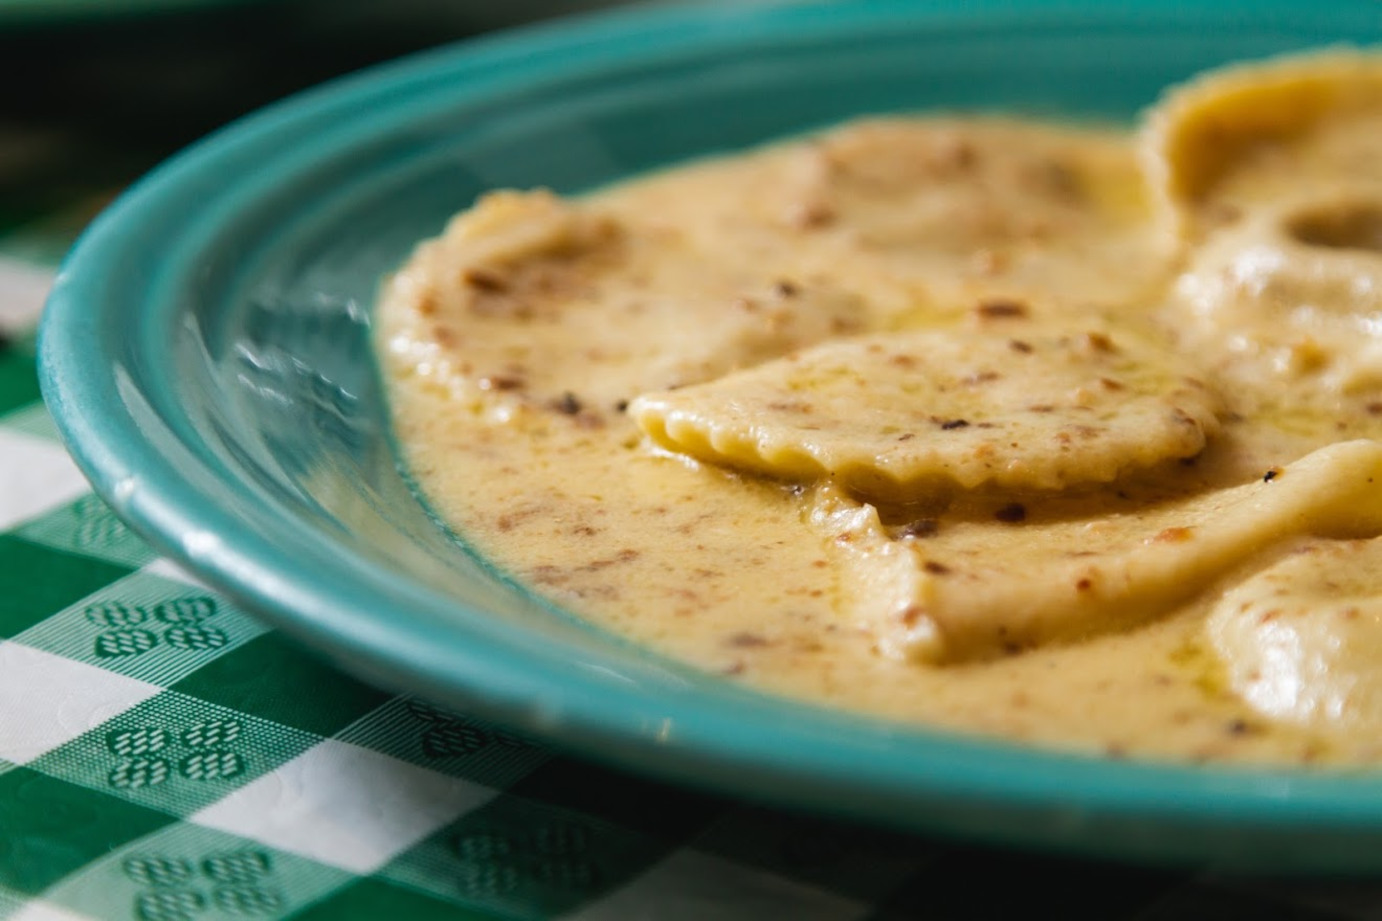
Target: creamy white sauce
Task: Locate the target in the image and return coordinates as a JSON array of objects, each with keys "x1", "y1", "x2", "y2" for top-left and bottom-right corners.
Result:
[{"x1": 378, "y1": 54, "x2": 1382, "y2": 766}]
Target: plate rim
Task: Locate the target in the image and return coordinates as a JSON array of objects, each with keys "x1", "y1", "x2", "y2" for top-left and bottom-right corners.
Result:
[{"x1": 37, "y1": 0, "x2": 1382, "y2": 869}]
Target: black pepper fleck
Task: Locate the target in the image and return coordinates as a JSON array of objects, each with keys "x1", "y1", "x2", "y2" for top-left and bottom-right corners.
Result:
[
  {"x1": 462, "y1": 267, "x2": 509, "y2": 291},
  {"x1": 478, "y1": 374, "x2": 525, "y2": 391},
  {"x1": 553, "y1": 392, "x2": 583, "y2": 415},
  {"x1": 976, "y1": 298, "x2": 1029, "y2": 319},
  {"x1": 994, "y1": 503, "x2": 1027, "y2": 523}
]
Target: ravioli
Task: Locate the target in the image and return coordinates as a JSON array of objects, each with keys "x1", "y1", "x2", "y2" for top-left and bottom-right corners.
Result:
[
  {"x1": 381, "y1": 189, "x2": 868, "y2": 418},
  {"x1": 750, "y1": 118, "x2": 1171, "y2": 316},
  {"x1": 815, "y1": 441, "x2": 1382, "y2": 663},
  {"x1": 1207, "y1": 538, "x2": 1382, "y2": 732},
  {"x1": 1147, "y1": 51, "x2": 1382, "y2": 398},
  {"x1": 379, "y1": 50, "x2": 1382, "y2": 766},
  {"x1": 631, "y1": 327, "x2": 1222, "y2": 499},
  {"x1": 1173, "y1": 202, "x2": 1382, "y2": 395},
  {"x1": 1142, "y1": 49, "x2": 1382, "y2": 238}
]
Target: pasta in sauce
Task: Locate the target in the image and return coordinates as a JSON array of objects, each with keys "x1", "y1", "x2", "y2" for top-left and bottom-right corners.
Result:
[{"x1": 379, "y1": 50, "x2": 1382, "y2": 766}]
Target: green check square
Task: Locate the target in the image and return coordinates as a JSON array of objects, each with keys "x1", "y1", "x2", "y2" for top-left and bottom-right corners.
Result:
[
  {"x1": 17, "y1": 573, "x2": 269, "y2": 686},
  {"x1": 0, "y1": 353, "x2": 39, "y2": 417},
  {"x1": 295, "y1": 878, "x2": 508, "y2": 921},
  {"x1": 0, "y1": 768, "x2": 172, "y2": 895},
  {"x1": 379, "y1": 791, "x2": 683, "y2": 919},
  {"x1": 15, "y1": 492, "x2": 157, "y2": 569},
  {"x1": 0, "y1": 535, "x2": 136, "y2": 638},
  {"x1": 29, "y1": 691, "x2": 320, "y2": 817},
  {"x1": 172, "y1": 633, "x2": 392, "y2": 737},
  {"x1": 334, "y1": 697, "x2": 547, "y2": 787},
  {"x1": 39, "y1": 823, "x2": 353, "y2": 921}
]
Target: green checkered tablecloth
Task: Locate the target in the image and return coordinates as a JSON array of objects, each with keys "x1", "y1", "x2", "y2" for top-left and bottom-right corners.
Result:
[{"x1": 8, "y1": 250, "x2": 1382, "y2": 920}]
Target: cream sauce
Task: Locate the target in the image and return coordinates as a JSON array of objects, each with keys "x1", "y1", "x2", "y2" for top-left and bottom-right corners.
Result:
[{"x1": 379, "y1": 53, "x2": 1382, "y2": 766}]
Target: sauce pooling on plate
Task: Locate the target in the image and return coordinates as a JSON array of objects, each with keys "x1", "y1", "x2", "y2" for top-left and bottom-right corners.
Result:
[{"x1": 378, "y1": 50, "x2": 1382, "y2": 766}]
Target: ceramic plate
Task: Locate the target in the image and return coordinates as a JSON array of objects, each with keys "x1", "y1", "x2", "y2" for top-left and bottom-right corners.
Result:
[{"x1": 39, "y1": 0, "x2": 1382, "y2": 871}]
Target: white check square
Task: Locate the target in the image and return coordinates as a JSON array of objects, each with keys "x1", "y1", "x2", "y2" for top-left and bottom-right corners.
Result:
[
  {"x1": 0, "y1": 642, "x2": 162, "y2": 764},
  {"x1": 11, "y1": 900, "x2": 95, "y2": 921},
  {"x1": 0, "y1": 258, "x2": 53, "y2": 334},
  {"x1": 0, "y1": 429, "x2": 91, "y2": 531},
  {"x1": 190, "y1": 738, "x2": 495, "y2": 873}
]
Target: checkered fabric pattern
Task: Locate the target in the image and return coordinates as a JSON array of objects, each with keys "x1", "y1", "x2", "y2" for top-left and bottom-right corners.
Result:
[{"x1": 4, "y1": 257, "x2": 1382, "y2": 920}]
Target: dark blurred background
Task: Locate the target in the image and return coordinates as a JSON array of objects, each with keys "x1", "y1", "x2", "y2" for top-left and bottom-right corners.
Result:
[{"x1": 0, "y1": 0, "x2": 642, "y2": 261}]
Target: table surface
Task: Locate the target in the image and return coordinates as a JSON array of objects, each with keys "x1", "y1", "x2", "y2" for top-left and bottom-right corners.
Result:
[{"x1": 6, "y1": 4, "x2": 1382, "y2": 919}]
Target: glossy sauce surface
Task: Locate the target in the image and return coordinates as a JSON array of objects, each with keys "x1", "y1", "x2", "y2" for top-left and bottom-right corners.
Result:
[{"x1": 379, "y1": 54, "x2": 1382, "y2": 766}]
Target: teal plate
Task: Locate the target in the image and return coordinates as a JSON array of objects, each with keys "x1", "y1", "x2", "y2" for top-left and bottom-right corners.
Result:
[{"x1": 38, "y1": 0, "x2": 1382, "y2": 872}]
